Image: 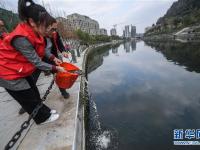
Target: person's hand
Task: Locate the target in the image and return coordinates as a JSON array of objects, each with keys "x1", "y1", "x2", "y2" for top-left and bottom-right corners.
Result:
[
  {"x1": 62, "y1": 51, "x2": 69, "y2": 58},
  {"x1": 53, "y1": 57, "x2": 62, "y2": 65},
  {"x1": 56, "y1": 66, "x2": 66, "y2": 73}
]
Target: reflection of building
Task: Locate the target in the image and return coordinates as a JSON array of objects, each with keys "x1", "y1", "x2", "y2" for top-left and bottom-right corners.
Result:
[
  {"x1": 124, "y1": 42, "x2": 131, "y2": 53},
  {"x1": 112, "y1": 47, "x2": 118, "y2": 54},
  {"x1": 66, "y1": 13, "x2": 100, "y2": 35},
  {"x1": 100, "y1": 28, "x2": 108, "y2": 35},
  {"x1": 110, "y1": 28, "x2": 117, "y2": 36},
  {"x1": 131, "y1": 40, "x2": 136, "y2": 51}
]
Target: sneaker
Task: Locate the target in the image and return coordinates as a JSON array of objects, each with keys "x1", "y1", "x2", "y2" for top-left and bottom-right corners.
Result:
[
  {"x1": 40, "y1": 113, "x2": 59, "y2": 125},
  {"x1": 50, "y1": 109, "x2": 57, "y2": 114},
  {"x1": 59, "y1": 88, "x2": 70, "y2": 99},
  {"x1": 20, "y1": 109, "x2": 57, "y2": 115}
]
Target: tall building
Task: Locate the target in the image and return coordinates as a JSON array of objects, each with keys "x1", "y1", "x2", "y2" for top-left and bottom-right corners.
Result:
[
  {"x1": 100, "y1": 28, "x2": 108, "y2": 35},
  {"x1": 66, "y1": 13, "x2": 100, "y2": 35},
  {"x1": 131, "y1": 25, "x2": 136, "y2": 38},
  {"x1": 123, "y1": 30, "x2": 125, "y2": 37},
  {"x1": 124, "y1": 25, "x2": 130, "y2": 38},
  {"x1": 123, "y1": 25, "x2": 136, "y2": 38},
  {"x1": 110, "y1": 28, "x2": 117, "y2": 36}
]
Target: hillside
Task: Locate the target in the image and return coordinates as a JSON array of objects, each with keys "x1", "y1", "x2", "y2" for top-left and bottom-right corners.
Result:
[
  {"x1": 0, "y1": 8, "x2": 19, "y2": 32},
  {"x1": 145, "y1": 0, "x2": 200, "y2": 35}
]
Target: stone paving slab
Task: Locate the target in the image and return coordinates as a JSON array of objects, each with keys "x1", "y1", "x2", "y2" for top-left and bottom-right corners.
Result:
[{"x1": 18, "y1": 82, "x2": 79, "y2": 150}]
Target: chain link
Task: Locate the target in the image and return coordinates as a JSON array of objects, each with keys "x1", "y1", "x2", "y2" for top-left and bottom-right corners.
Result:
[{"x1": 5, "y1": 79, "x2": 55, "y2": 150}]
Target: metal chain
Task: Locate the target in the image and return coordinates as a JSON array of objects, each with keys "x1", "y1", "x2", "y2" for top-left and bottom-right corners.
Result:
[{"x1": 4, "y1": 79, "x2": 55, "y2": 150}]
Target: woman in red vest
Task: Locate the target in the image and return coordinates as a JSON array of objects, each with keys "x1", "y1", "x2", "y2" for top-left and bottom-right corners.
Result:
[
  {"x1": 0, "y1": 0, "x2": 65, "y2": 124},
  {"x1": 44, "y1": 22, "x2": 71, "y2": 99}
]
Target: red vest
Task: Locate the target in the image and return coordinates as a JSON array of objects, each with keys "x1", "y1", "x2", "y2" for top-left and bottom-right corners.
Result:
[
  {"x1": 0, "y1": 23, "x2": 45, "y2": 80},
  {"x1": 52, "y1": 32, "x2": 59, "y2": 52}
]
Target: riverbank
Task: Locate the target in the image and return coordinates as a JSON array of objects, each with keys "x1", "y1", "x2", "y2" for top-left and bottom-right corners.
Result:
[
  {"x1": 144, "y1": 34, "x2": 200, "y2": 43},
  {"x1": 144, "y1": 34, "x2": 174, "y2": 41},
  {"x1": 144, "y1": 25, "x2": 200, "y2": 42},
  {"x1": 73, "y1": 40, "x2": 123, "y2": 150}
]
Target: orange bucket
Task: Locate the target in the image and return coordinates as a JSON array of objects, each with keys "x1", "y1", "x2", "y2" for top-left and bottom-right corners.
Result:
[{"x1": 55, "y1": 62, "x2": 80, "y2": 89}]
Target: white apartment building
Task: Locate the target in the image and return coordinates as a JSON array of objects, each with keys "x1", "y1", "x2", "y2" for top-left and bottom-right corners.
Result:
[
  {"x1": 67, "y1": 13, "x2": 100, "y2": 35},
  {"x1": 100, "y1": 28, "x2": 108, "y2": 35}
]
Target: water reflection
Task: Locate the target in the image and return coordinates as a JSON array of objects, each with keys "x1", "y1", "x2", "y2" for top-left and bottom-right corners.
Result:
[
  {"x1": 131, "y1": 40, "x2": 136, "y2": 51},
  {"x1": 87, "y1": 46, "x2": 110, "y2": 74},
  {"x1": 87, "y1": 41, "x2": 200, "y2": 150},
  {"x1": 124, "y1": 42, "x2": 131, "y2": 53},
  {"x1": 112, "y1": 46, "x2": 118, "y2": 54},
  {"x1": 123, "y1": 40, "x2": 136, "y2": 53},
  {"x1": 144, "y1": 40, "x2": 200, "y2": 73}
]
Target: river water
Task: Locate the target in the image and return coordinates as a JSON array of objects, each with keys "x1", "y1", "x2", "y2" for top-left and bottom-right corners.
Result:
[{"x1": 86, "y1": 40, "x2": 200, "y2": 150}]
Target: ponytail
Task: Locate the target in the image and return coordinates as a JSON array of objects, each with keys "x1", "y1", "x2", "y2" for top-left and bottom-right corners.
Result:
[{"x1": 18, "y1": 0, "x2": 56, "y2": 27}]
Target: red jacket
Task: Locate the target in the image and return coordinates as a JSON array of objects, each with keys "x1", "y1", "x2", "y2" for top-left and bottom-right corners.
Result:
[
  {"x1": 52, "y1": 32, "x2": 59, "y2": 52},
  {"x1": 0, "y1": 23, "x2": 45, "y2": 80}
]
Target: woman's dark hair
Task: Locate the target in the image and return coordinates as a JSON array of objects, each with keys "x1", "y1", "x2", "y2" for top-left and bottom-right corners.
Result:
[
  {"x1": 0, "y1": 18, "x2": 5, "y2": 24},
  {"x1": 18, "y1": 0, "x2": 56, "y2": 27}
]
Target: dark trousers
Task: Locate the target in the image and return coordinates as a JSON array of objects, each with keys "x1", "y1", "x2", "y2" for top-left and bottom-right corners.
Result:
[
  {"x1": 43, "y1": 58, "x2": 67, "y2": 94},
  {"x1": 5, "y1": 75, "x2": 51, "y2": 124}
]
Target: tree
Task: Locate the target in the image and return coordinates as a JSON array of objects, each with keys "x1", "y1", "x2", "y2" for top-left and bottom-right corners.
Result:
[
  {"x1": 75, "y1": 29, "x2": 111, "y2": 45},
  {"x1": 57, "y1": 21, "x2": 78, "y2": 40}
]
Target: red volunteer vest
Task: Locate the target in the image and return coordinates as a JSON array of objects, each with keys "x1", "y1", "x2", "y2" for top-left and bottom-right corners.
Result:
[
  {"x1": 52, "y1": 32, "x2": 59, "y2": 52},
  {"x1": 0, "y1": 23, "x2": 45, "y2": 80}
]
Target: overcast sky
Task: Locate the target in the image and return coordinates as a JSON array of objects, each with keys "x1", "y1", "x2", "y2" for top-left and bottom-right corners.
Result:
[{"x1": 1, "y1": 0, "x2": 177, "y2": 35}]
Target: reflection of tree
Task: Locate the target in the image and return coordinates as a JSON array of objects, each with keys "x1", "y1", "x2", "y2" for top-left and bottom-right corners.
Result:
[
  {"x1": 112, "y1": 47, "x2": 118, "y2": 54},
  {"x1": 145, "y1": 40, "x2": 200, "y2": 73},
  {"x1": 111, "y1": 43, "x2": 120, "y2": 54},
  {"x1": 87, "y1": 44, "x2": 120, "y2": 73},
  {"x1": 87, "y1": 46, "x2": 110, "y2": 74}
]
